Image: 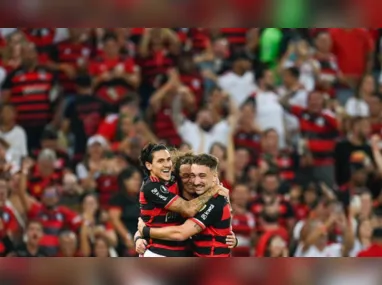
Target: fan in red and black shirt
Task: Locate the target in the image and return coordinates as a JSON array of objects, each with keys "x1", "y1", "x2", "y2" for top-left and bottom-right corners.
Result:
[
  {"x1": 63, "y1": 75, "x2": 107, "y2": 161},
  {"x1": 0, "y1": 178, "x2": 19, "y2": 256},
  {"x1": 219, "y1": 28, "x2": 249, "y2": 53},
  {"x1": 89, "y1": 32, "x2": 140, "y2": 114},
  {"x1": 1, "y1": 42, "x2": 58, "y2": 152},
  {"x1": 20, "y1": 28, "x2": 56, "y2": 64},
  {"x1": 280, "y1": 90, "x2": 339, "y2": 186},
  {"x1": 48, "y1": 28, "x2": 92, "y2": 95},
  {"x1": 231, "y1": 184, "x2": 255, "y2": 256},
  {"x1": 259, "y1": 129, "x2": 298, "y2": 184},
  {"x1": 138, "y1": 153, "x2": 231, "y2": 257},
  {"x1": 313, "y1": 31, "x2": 340, "y2": 98},
  {"x1": 18, "y1": 164, "x2": 82, "y2": 257},
  {"x1": 136, "y1": 144, "x2": 221, "y2": 257},
  {"x1": 249, "y1": 171, "x2": 295, "y2": 234}
]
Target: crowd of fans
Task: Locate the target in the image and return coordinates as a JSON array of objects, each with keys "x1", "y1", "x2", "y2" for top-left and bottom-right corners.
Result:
[{"x1": 1, "y1": 28, "x2": 382, "y2": 257}]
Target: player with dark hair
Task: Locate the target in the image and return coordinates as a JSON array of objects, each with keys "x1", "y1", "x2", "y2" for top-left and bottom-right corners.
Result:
[
  {"x1": 138, "y1": 153, "x2": 232, "y2": 257},
  {"x1": 136, "y1": 143, "x2": 225, "y2": 257}
]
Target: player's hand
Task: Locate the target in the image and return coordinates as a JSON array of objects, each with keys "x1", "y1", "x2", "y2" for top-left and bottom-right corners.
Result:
[
  {"x1": 137, "y1": 218, "x2": 146, "y2": 235},
  {"x1": 226, "y1": 233, "x2": 237, "y2": 249},
  {"x1": 135, "y1": 238, "x2": 148, "y2": 255}
]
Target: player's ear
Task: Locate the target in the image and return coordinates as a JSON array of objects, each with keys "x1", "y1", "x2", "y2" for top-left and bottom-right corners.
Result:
[{"x1": 145, "y1": 161, "x2": 152, "y2": 171}]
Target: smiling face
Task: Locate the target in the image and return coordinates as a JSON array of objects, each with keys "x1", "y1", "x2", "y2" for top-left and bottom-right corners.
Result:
[
  {"x1": 190, "y1": 164, "x2": 216, "y2": 195},
  {"x1": 146, "y1": 149, "x2": 172, "y2": 181},
  {"x1": 179, "y1": 164, "x2": 195, "y2": 196}
]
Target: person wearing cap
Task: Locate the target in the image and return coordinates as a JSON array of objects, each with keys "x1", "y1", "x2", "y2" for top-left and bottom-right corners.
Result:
[
  {"x1": 217, "y1": 50, "x2": 256, "y2": 107},
  {"x1": 32, "y1": 127, "x2": 71, "y2": 172},
  {"x1": 357, "y1": 227, "x2": 382, "y2": 257},
  {"x1": 62, "y1": 74, "x2": 107, "y2": 163}
]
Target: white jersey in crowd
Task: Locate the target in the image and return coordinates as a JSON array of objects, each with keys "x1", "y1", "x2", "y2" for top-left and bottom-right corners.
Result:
[{"x1": 294, "y1": 243, "x2": 342, "y2": 257}]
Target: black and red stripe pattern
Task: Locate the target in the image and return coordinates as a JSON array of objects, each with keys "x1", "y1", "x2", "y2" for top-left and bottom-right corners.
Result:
[
  {"x1": 139, "y1": 177, "x2": 188, "y2": 256},
  {"x1": 220, "y1": 28, "x2": 249, "y2": 46},
  {"x1": 153, "y1": 107, "x2": 182, "y2": 147},
  {"x1": 2, "y1": 66, "x2": 55, "y2": 127},
  {"x1": 96, "y1": 174, "x2": 119, "y2": 209},
  {"x1": 191, "y1": 195, "x2": 232, "y2": 257},
  {"x1": 290, "y1": 106, "x2": 339, "y2": 166},
  {"x1": 231, "y1": 212, "x2": 255, "y2": 257}
]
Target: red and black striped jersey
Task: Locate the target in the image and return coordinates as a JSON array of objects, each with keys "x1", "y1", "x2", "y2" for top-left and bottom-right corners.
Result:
[
  {"x1": 234, "y1": 129, "x2": 261, "y2": 155},
  {"x1": 89, "y1": 55, "x2": 138, "y2": 113},
  {"x1": 137, "y1": 50, "x2": 175, "y2": 87},
  {"x1": 21, "y1": 28, "x2": 56, "y2": 64},
  {"x1": 27, "y1": 202, "x2": 82, "y2": 256},
  {"x1": 2, "y1": 66, "x2": 56, "y2": 127},
  {"x1": 258, "y1": 151, "x2": 297, "y2": 183},
  {"x1": 220, "y1": 28, "x2": 249, "y2": 47},
  {"x1": 139, "y1": 177, "x2": 188, "y2": 257},
  {"x1": 190, "y1": 195, "x2": 232, "y2": 257},
  {"x1": 180, "y1": 73, "x2": 204, "y2": 107},
  {"x1": 50, "y1": 40, "x2": 92, "y2": 94},
  {"x1": 231, "y1": 212, "x2": 255, "y2": 256},
  {"x1": 96, "y1": 174, "x2": 119, "y2": 209},
  {"x1": 153, "y1": 107, "x2": 182, "y2": 148},
  {"x1": 289, "y1": 106, "x2": 339, "y2": 166},
  {"x1": 28, "y1": 167, "x2": 63, "y2": 201}
]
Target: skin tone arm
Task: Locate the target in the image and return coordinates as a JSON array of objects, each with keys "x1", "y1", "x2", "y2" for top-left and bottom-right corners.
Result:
[
  {"x1": 167, "y1": 185, "x2": 223, "y2": 218},
  {"x1": 138, "y1": 218, "x2": 203, "y2": 241},
  {"x1": 370, "y1": 135, "x2": 382, "y2": 176}
]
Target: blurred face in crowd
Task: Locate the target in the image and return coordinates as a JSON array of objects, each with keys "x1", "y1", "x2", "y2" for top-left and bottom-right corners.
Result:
[
  {"x1": 41, "y1": 138, "x2": 57, "y2": 150},
  {"x1": 21, "y1": 42, "x2": 38, "y2": 68},
  {"x1": 239, "y1": 103, "x2": 255, "y2": 126},
  {"x1": 314, "y1": 32, "x2": 332, "y2": 53},
  {"x1": 296, "y1": 40, "x2": 310, "y2": 57},
  {"x1": 365, "y1": 95, "x2": 382, "y2": 117},
  {"x1": 196, "y1": 109, "x2": 214, "y2": 132},
  {"x1": 307, "y1": 91, "x2": 324, "y2": 114},
  {"x1": 233, "y1": 58, "x2": 251, "y2": 75},
  {"x1": 360, "y1": 74, "x2": 375, "y2": 95},
  {"x1": 69, "y1": 28, "x2": 87, "y2": 41},
  {"x1": 9, "y1": 173, "x2": 20, "y2": 193},
  {"x1": 41, "y1": 186, "x2": 59, "y2": 208},
  {"x1": 82, "y1": 194, "x2": 98, "y2": 215},
  {"x1": 104, "y1": 38, "x2": 120, "y2": 58},
  {"x1": 59, "y1": 232, "x2": 77, "y2": 257},
  {"x1": 268, "y1": 235, "x2": 287, "y2": 257},
  {"x1": 179, "y1": 142, "x2": 192, "y2": 153},
  {"x1": 179, "y1": 163, "x2": 195, "y2": 196},
  {"x1": 38, "y1": 157, "x2": 55, "y2": 174},
  {"x1": 231, "y1": 184, "x2": 250, "y2": 207},
  {"x1": 282, "y1": 69, "x2": 298, "y2": 88},
  {"x1": 235, "y1": 148, "x2": 250, "y2": 171},
  {"x1": 358, "y1": 219, "x2": 373, "y2": 239},
  {"x1": 146, "y1": 149, "x2": 172, "y2": 181},
  {"x1": 26, "y1": 222, "x2": 43, "y2": 246},
  {"x1": 123, "y1": 171, "x2": 142, "y2": 195},
  {"x1": 94, "y1": 237, "x2": 109, "y2": 257},
  {"x1": 210, "y1": 143, "x2": 226, "y2": 162},
  {"x1": 352, "y1": 119, "x2": 371, "y2": 141},
  {"x1": 262, "y1": 174, "x2": 280, "y2": 195},
  {"x1": 212, "y1": 38, "x2": 229, "y2": 58},
  {"x1": 261, "y1": 70, "x2": 275, "y2": 90},
  {"x1": 289, "y1": 186, "x2": 302, "y2": 205},
  {"x1": 149, "y1": 28, "x2": 165, "y2": 46},
  {"x1": 0, "y1": 105, "x2": 17, "y2": 124},
  {"x1": 303, "y1": 185, "x2": 318, "y2": 206},
  {"x1": 121, "y1": 116, "x2": 134, "y2": 136},
  {"x1": 313, "y1": 220, "x2": 329, "y2": 248},
  {"x1": 88, "y1": 142, "x2": 104, "y2": 158},
  {"x1": 191, "y1": 164, "x2": 216, "y2": 195},
  {"x1": 178, "y1": 56, "x2": 195, "y2": 74},
  {"x1": 262, "y1": 130, "x2": 279, "y2": 152},
  {"x1": 120, "y1": 101, "x2": 139, "y2": 118},
  {"x1": 0, "y1": 179, "x2": 7, "y2": 206}
]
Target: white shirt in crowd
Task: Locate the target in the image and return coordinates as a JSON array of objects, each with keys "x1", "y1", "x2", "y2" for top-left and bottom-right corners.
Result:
[
  {"x1": 218, "y1": 71, "x2": 257, "y2": 107},
  {"x1": 345, "y1": 97, "x2": 369, "y2": 117},
  {"x1": 0, "y1": 125, "x2": 28, "y2": 161},
  {"x1": 294, "y1": 243, "x2": 343, "y2": 257},
  {"x1": 178, "y1": 119, "x2": 231, "y2": 154},
  {"x1": 255, "y1": 90, "x2": 286, "y2": 148},
  {"x1": 277, "y1": 86, "x2": 308, "y2": 132}
]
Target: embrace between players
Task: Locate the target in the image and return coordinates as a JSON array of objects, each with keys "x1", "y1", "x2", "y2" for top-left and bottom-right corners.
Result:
[{"x1": 134, "y1": 143, "x2": 238, "y2": 257}]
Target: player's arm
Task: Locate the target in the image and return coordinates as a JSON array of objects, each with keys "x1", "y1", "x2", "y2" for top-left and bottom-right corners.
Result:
[{"x1": 139, "y1": 218, "x2": 203, "y2": 241}]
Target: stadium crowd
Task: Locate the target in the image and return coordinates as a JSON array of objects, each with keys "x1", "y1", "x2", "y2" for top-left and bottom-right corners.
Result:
[{"x1": 1, "y1": 28, "x2": 382, "y2": 257}]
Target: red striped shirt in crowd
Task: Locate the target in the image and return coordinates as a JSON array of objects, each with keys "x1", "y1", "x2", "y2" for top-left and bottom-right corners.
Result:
[
  {"x1": 139, "y1": 176, "x2": 188, "y2": 257},
  {"x1": 28, "y1": 165, "x2": 63, "y2": 201},
  {"x1": 289, "y1": 106, "x2": 339, "y2": 166},
  {"x1": 21, "y1": 28, "x2": 56, "y2": 64},
  {"x1": 153, "y1": 107, "x2": 182, "y2": 147},
  {"x1": 258, "y1": 151, "x2": 297, "y2": 183},
  {"x1": 220, "y1": 28, "x2": 249, "y2": 47},
  {"x1": 96, "y1": 174, "x2": 119, "y2": 209},
  {"x1": 0, "y1": 206, "x2": 19, "y2": 256},
  {"x1": 231, "y1": 212, "x2": 255, "y2": 256},
  {"x1": 51, "y1": 40, "x2": 92, "y2": 94},
  {"x1": 27, "y1": 202, "x2": 82, "y2": 256},
  {"x1": 2, "y1": 66, "x2": 56, "y2": 127}
]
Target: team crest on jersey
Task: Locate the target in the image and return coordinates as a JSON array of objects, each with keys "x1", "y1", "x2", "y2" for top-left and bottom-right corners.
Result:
[
  {"x1": 39, "y1": 72, "x2": 47, "y2": 80},
  {"x1": 315, "y1": 117, "x2": 324, "y2": 127},
  {"x1": 160, "y1": 185, "x2": 169, "y2": 194}
]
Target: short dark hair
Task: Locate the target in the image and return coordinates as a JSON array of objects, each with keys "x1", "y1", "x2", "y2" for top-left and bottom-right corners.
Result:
[
  {"x1": 75, "y1": 74, "x2": 92, "y2": 88},
  {"x1": 255, "y1": 63, "x2": 271, "y2": 84},
  {"x1": 174, "y1": 152, "x2": 195, "y2": 178},
  {"x1": 103, "y1": 32, "x2": 118, "y2": 43},
  {"x1": 263, "y1": 170, "x2": 280, "y2": 179},
  {"x1": 193, "y1": 153, "x2": 219, "y2": 171},
  {"x1": 284, "y1": 66, "x2": 300, "y2": 79},
  {"x1": 26, "y1": 219, "x2": 43, "y2": 229},
  {"x1": 139, "y1": 143, "x2": 168, "y2": 175}
]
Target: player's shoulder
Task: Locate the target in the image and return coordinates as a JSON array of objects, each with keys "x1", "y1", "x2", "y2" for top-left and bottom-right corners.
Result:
[
  {"x1": 142, "y1": 177, "x2": 167, "y2": 191},
  {"x1": 211, "y1": 194, "x2": 229, "y2": 207}
]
